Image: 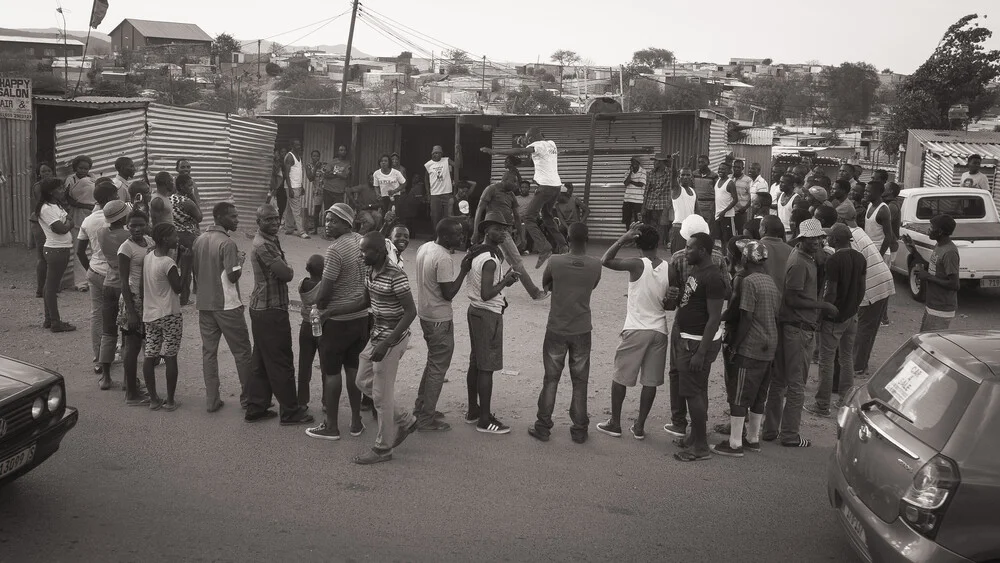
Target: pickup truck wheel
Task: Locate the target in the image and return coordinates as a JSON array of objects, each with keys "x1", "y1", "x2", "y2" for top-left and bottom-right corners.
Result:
[{"x1": 908, "y1": 260, "x2": 927, "y2": 303}]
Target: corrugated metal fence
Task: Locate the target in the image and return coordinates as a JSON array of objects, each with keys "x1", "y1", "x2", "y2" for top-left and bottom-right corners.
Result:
[
  {"x1": 729, "y1": 144, "x2": 773, "y2": 182},
  {"x1": 1, "y1": 119, "x2": 33, "y2": 245},
  {"x1": 54, "y1": 109, "x2": 147, "y2": 179},
  {"x1": 230, "y1": 116, "x2": 278, "y2": 220}
]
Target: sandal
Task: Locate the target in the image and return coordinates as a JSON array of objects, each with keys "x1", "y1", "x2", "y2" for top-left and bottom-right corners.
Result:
[
  {"x1": 674, "y1": 450, "x2": 712, "y2": 462},
  {"x1": 672, "y1": 437, "x2": 691, "y2": 449},
  {"x1": 781, "y1": 437, "x2": 812, "y2": 448},
  {"x1": 149, "y1": 398, "x2": 165, "y2": 411},
  {"x1": 125, "y1": 396, "x2": 151, "y2": 406}
]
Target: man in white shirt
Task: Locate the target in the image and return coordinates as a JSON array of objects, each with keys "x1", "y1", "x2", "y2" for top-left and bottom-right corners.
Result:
[
  {"x1": 283, "y1": 140, "x2": 308, "y2": 237},
  {"x1": 749, "y1": 162, "x2": 770, "y2": 195},
  {"x1": 481, "y1": 127, "x2": 567, "y2": 268},
  {"x1": 961, "y1": 154, "x2": 991, "y2": 190},
  {"x1": 425, "y1": 145, "x2": 457, "y2": 230}
]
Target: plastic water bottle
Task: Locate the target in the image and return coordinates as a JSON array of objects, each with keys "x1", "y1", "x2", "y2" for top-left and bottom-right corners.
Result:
[{"x1": 310, "y1": 305, "x2": 323, "y2": 337}]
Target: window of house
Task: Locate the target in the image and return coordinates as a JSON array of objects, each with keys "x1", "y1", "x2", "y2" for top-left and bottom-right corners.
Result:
[{"x1": 44, "y1": 48, "x2": 56, "y2": 57}]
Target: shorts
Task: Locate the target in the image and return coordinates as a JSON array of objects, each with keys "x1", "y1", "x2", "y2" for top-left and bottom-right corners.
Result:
[
  {"x1": 319, "y1": 316, "x2": 370, "y2": 375},
  {"x1": 144, "y1": 314, "x2": 183, "y2": 357},
  {"x1": 724, "y1": 353, "x2": 771, "y2": 411},
  {"x1": 612, "y1": 329, "x2": 668, "y2": 387},
  {"x1": 673, "y1": 335, "x2": 722, "y2": 397},
  {"x1": 117, "y1": 290, "x2": 145, "y2": 337},
  {"x1": 468, "y1": 306, "x2": 503, "y2": 372}
]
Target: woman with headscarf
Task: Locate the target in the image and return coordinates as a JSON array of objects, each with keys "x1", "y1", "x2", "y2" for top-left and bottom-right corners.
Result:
[
  {"x1": 29, "y1": 162, "x2": 56, "y2": 297},
  {"x1": 65, "y1": 155, "x2": 97, "y2": 291},
  {"x1": 35, "y1": 178, "x2": 77, "y2": 332}
]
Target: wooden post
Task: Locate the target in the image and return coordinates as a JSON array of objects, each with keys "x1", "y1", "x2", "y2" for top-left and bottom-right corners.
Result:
[
  {"x1": 582, "y1": 113, "x2": 598, "y2": 206},
  {"x1": 454, "y1": 115, "x2": 462, "y2": 181}
]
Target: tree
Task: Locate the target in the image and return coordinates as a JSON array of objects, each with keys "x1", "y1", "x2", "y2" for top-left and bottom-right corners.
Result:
[
  {"x1": 550, "y1": 49, "x2": 580, "y2": 67},
  {"x1": 820, "y1": 62, "x2": 881, "y2": 128},
  {"x1": 445, "y1": 49, "x2": 471, "y2": 75},
  {"x1": 503, "y1": 86, "x2": 571, "y2": 114},
  {"x1": 275, "y1": 65, "x2": 310, "y2": 90},
  {"x1": 762, "y1": 58, "x2": 773, "y2": 65},
  {"x1": 882, "y1": 68, "x2": 893, "y2": 74},
  {"x1": 733, "y1": 75, "x2": 816, "y2": 124},
  {"x1": 362, "y1": 80, "x2": 423, "y2": 114},
  {"x1": 628, "y1": 79, "x2": 712, "y2": 112},
  {"x1": 269, "y1": 42, "x2": 286, "y2": 56},
  {"x1": 213, "y1": 33, "x2": 242, "y2": 59},
  {"x1": 273, "y1": 78, "x2": 364, "y2": 115},
  {"x1": 631, "y1": 47, "x2": 675, "y2": 69},
  {"x1": 881, "y1": 14, "x2": 1000, "y2": 154},
  {"x1": 265, "y1": 62, "x2": 282, "y2": 76}
]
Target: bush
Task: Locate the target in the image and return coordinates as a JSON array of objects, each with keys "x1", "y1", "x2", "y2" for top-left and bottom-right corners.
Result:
[{"x1": 265, "y1": 62, "x2": 282, "y2": 77}]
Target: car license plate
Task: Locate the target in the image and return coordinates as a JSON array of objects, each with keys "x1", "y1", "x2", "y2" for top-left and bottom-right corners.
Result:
[
  {"x1": 842, "y1": 503, "x2": 867, "y2": 546},
  {"x1": 982, "y1": 278, "x2": 1000, "y2": 288},
  {"x1": 0, "y1": 445, "x2": 36, "y2": 479}
]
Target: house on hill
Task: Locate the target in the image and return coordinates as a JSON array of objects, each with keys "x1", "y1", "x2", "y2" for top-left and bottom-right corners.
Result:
[
  {"x1": 109, "y1": 19, "x2": 213, "y2": 56},
  {"x1": 0, "y1": 35, "x2": 84, "y2": 59}
]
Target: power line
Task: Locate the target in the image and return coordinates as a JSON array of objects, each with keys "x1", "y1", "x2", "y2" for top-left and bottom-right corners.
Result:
[{"x1": 236, "y1": 9, "x2": 351, "y2": 49}]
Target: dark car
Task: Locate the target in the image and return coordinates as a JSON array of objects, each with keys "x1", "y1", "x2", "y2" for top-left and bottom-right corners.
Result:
[
  {"x1": 0, "y1": 355, "x2": 78, "y2": 487},
  {"x1": 828, "y1": 331, "x2": 1000, "y2": 562}
]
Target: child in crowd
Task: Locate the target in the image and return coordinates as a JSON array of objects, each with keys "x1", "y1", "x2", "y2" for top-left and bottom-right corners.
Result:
[
  {"x1": 297, "y1": 254, "x2": 325, "y2": 408},
  {"x1": 142, "y1": 223, "x2": 184, "y2": 411},
  {"x1": 118, "y1": 209, "x2": 154, "y2": 405}
]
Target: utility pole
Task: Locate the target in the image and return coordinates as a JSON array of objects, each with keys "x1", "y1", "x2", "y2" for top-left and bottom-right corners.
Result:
[
  {"x1": 257, "y1": 40, "x2": 262, "y2": 80},
  {"x1": 393, "y1": 78, "x2": 399, "y2": 114},
  {"x1": 481, "y1": 55, "x2": 486, "y2": 113},
  {"x1": 339, "y1": 0, "x2": 360, "y2": 114}
]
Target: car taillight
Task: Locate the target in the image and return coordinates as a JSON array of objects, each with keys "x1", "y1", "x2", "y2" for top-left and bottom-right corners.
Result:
[
  {"x1": 836, "y1": 386, "x2": 860, "y2": 439},
  {"x1": 900, "y1": 454, "x2": 960, "y2": 539}
]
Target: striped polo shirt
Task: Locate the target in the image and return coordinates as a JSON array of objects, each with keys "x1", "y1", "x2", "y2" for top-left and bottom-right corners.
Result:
[
  {"x1": 365, "y1": 262, "x2": 411, "y2": 344},
  {"x1": 850, "y1": 227, "x2": 895, "y2": 306},
  {"x1": 322, "y1": 232, "x2": 368, "y2": 321}
]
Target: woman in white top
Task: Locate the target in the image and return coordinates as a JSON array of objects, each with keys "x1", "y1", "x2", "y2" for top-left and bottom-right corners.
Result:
[
  {"x1": 142, "y1": 223, "x2": 184, "y2": 411},
  {"x1": 372, "y1": 154, "x2": 407, "y2": 215},
  {"x1": 36, "y1": 178, "x2": 77, "y2": 332}
]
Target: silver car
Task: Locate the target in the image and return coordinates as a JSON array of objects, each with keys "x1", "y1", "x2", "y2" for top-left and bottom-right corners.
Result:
[{"x1": 827, "y1": 331, "x2": 1000, "y2": 562}]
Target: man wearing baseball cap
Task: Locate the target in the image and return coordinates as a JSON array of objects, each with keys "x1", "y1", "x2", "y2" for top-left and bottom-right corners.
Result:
[
  {"x1": 762, "y1": 218, "x2": 838, "y2": 448},
  {"x1": 713, "y1": 239, "x2": 781, "y2": 457},
  {"x1": 807, "y1": 223, "x2": 866, "y2": 418},
  {"x1": 305, "y1": 203, "x2": 372, "y2": 441}
]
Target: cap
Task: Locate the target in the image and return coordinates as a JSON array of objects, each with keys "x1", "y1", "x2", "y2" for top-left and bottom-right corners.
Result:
[
  {"x1": 653, "y1": 152, "x2": 670, "y2": 161},
  {"x1": 824, "y1": 222, "x2": 853, "y2": 241},
  {"x1": 808, "y1": 186, "x2": 829, "y2": 203},
  {"x1": 796, "y1": 218, "x2": 825, "y2": 239},
  {"x1": 103, "y1": 200, "x2": 131, "y2": 224},
  {"x1": 735, "y1": 239, "x2": 768, "y2": 264},
  {"x1": 325, "y1": 202, "x2": 355, "y2": 226},
  {"x1": 480, "y1": 210, "x2": 511, "y2": 228},
  {"x1": 458, "y1": 200, "x2": 470, "y2": 214},
  {"x1": 837, "y1": 203, "x2": 857, "y2": 222},
  {"x1": 679, "y1": 214, "x2": 710, "y2": 241}
]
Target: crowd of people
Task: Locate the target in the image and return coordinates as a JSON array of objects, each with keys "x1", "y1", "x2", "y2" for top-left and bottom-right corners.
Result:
[{"x1": 27, "y1": 125, "x2": 965, "y2": 464}]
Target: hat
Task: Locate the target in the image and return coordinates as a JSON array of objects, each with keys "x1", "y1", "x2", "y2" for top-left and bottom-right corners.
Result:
[
  {"x1": 103, "y1": 200, "x2": 131, "y2": 224},
  {"x1": 560, "y1": 185, "x2": 569, "y2": 193},
  {"x1": 796, "y1": 218, "x2": 825, "y2": 239},
  {"x1": 630, "y1": 156, "x2": 641, "y2": 164},
  {"x1": 837, "y1": 203, "x2": 857, "y2": 222},
  {"x1": 679, "y1": 214, "x2": 710, "y2": 241},
  {"x1": 735, "y1": 239, "x2": 768, "y2": 264},
  {"x1": 458, "y1": 200, "x2": 470, "y2": 214},
  {"x1": 824, "y1": 222, "x2": 853, "y2": 242},
  {"x1": 325, "y1": 202, "x2": 355, "y2": 226},
  {"x1": 480, "y1": 210, "x2": 511, "y2": 228},
  {"x1": 808, "y1": 186, "x2": 828, "y2": 203},
  {"x1": 653, "y1": 152, "x2": 670, "y2": 161}
]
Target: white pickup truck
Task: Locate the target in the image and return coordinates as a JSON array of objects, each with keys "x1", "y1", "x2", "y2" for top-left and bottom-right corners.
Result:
[{"x1": 890, "y1": 187, "x2": 1000, "y2": 300}]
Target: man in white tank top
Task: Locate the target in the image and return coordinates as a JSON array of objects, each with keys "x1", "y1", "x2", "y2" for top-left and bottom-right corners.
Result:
[
  {"x1": 282, "y1": 140, "x2": 308, "y2": 238},
  {"x1": 669, "y1": 167, "x2": 698, "y2": 254},
  {"x1": 862, "y1": 181, "x2": 895, "y2": 259},
  {"x1": 596, "y1": 223, "x2": 669, "y2": 440},
  {"x1": 775, "y1": 173, "x2": 802, "y2": 236},
  {"x1": 713, "y1": 162, "x2": 739, "y2": 249}
]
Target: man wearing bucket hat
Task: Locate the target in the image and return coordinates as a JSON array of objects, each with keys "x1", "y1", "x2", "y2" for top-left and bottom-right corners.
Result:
[
  {"x1": 762, "y1": 218, "x2": 838, "y2": 448},
  {"x1": 713, "y1": 239, "x2": 780, "y2": 457},
  {"x1": 305, "y1": 203, "x2": 371, "y2": 441}
]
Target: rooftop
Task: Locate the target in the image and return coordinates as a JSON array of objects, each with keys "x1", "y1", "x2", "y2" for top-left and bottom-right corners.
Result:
[
  {"x1": 111, "y1": 19, "x2": 213, "y2": 42},
  {"x1": 0, "y1": 35, "x2": 85, "y2": 47},
  {"x1": 910, "y1": 129, "x2": 1000, "y2": 145},
  {"x1": 33, "y1": 95, "x2": 154, "y2": 110}
]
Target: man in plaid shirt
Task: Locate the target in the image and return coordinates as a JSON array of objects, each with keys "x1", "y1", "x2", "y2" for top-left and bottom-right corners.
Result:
[{"x1": 643, "y1": 153, "x2": 672, "y2": 244}]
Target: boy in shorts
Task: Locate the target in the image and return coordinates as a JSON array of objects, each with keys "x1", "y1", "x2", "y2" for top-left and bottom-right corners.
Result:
[{"x1": 142, "y1": 223, "x2": 184, "y2": 411}]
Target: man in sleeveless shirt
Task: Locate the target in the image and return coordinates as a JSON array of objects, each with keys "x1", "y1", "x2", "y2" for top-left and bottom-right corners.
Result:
[
  {"x1": 282, "y1": 140, "x2": 308, "y2": 238},
  {"x1": 596, "y1": 224, "x2": 669, "y2": 440},
  {"x1": 668, "y1": 167, "x2": 698, "y2": 254},
  {"x1": 862, "y1": 181, "x2": 895, "y2": 260},
  {"x1": 714, "y1": 161, "x2": 739, "y2": 248}
]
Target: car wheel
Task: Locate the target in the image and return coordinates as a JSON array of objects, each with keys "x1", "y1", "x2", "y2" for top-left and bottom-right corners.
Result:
[{"x1": 908, "y1": 259, "x2": 926, "y2": 303}]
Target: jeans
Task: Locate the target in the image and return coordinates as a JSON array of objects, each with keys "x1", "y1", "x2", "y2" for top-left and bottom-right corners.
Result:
[
  {"x1": 853, "y1": 297, "x2": 888, "y2": 373},
  {"x1": 247, "y1": 309, "x2": 301, "y2": 418},
  {"x1": 763, "y1": 324, "x2": 815, "y2": 443},
  {"x1": 429, "y1": 194, "x2": 451, "y2": 230},
  {"x1": 99, "y1": 285, "x2": 122, "y2": 364},
  {"x1": 31, "y1": 222, "x2": 45, "y2": 295},
  {"x1": 673, "y1": 335, "x2": 722, "y2": 456},
  {"x1": 498, "y1": 231, "x2": 541, "y2": 297},
  {"x1": 920, "y1": 310, "x2": 953, "y2": 332},
  {"x1": 199, "y1": 307, "x2": 253, "y2": 409},
  {"x1": 667, "y1": 323, "x2": 687, "y2": 429},
  {"x1": 534, "y1": 331, "x2": 591, "y2": 440},
  {"x1": 87, "y1": 270, "x2": 106, "y2": 360},
  {"x1": 42, "y1": 247, "x2": 71, "y2": 324},
  {"x1": 816, "y1": 316, "x2": 857, "y2": 410},
  {"x1": 414, "y1": 319, "x2": 455, "y2": 425},
  {"x1": 297, "y1": 321, "x2": 320, "y2": 406},
  {"x1": 356, "y1": 334, "x2": 416, "y2": 454},
  {"x1": 523, "y1": 185, "x2": 566, "y2": 255}
]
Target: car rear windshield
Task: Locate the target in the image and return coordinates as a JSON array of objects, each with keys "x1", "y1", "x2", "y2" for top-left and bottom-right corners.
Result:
[
  {"x1": 915, "y1": 196, "x2": 987, "y2": 220},
  {"x1": 867, "y1": 343, "x2": 981, "y2": 450}
]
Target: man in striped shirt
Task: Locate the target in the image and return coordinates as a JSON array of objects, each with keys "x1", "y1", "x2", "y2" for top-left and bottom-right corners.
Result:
[
  {"x1": 352, "y1": 232, "x2": 419, "y2": 464},
  {"x1": 622, "y1": 157, "x2": 647, "y2": 230}
]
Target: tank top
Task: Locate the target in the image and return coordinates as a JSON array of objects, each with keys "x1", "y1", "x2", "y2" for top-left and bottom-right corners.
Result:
[
  {"x1": 150, "y1": 192, "x2": 174, "y2": 226},
  {"x1": 714, "y1": 177, "x2": 735, "y2": 218},
  {"x1": 865, "y1": 202, "x2": 888, "y2": 253},
  {"x1": 671, "y1": 186, "x2": 697, "y2": 225},
  {"x1": 288, "y1": 152, "x2": 303, "y2": 189},
  {"x1": 467, "y1": 251, "x2": 505, "y2": 314},
  {"x1": 623, "y1": 257, "x2": 670, "y2": 334},
  {"x1": 777, "y1": 192, "x2": 798, "y2": 233}
]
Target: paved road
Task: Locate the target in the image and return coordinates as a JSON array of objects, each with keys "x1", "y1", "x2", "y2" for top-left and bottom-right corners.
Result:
[{"x1": 2, "y1": 236, "x2": 997, "y2": 562}]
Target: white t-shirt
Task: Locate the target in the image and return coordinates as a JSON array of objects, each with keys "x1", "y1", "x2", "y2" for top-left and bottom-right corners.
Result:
[
  {"x1": 78, "y1": 208, "x2": 109, "y2": 276},
  {"x1": 750, "y1": 175, "x2": 770, "y2": 194},
  {"x1": 529, "y1": 140, "x2": 561, "y2": 186},
  {"x1": 142, "y1": 252, "x2": 180, "y2": 322},
  {"x1": 38, "y1": 203, "x2": 74, "y2": 248},
  {"x1": 424, "y1": 157, "x2": 453, "y2": 196},
  {"x1": 373, "y1": 168, "x2": 407, "y2": 198},
  {"x1": 960, "y1": 171, "x2": 990, "y2": 191}
]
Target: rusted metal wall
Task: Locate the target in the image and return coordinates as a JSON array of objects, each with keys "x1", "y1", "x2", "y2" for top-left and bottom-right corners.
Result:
[
  {"x1": 146, "y1": 104, "x2": 231, "y2": 216},
  {"x1": 229, "y1": 115, "x2": 278, "y2": 221},
  {"x1": 709, "y1": 118, "x2": 729, "y2": 170},
  {"x1": 0, "y1": 119, "x2": 33, "y2": 245},
  {"x1": 304, "y1": 121, "x2": 337, "y2": 163},
  {"x1": 54, "y1": 109, "x2": 147, "y2": 179},
  {"x1": 491, "y1": 114, "x2": 663, "y2": 240},
  {"x1": 356, "y1": 123, "x2": 401, "y2": 183},
  {"x1": 662, "y1": 113, "x2": 702, "y2": 171},
  {"x1": 729, "y1": 144, "x2": 773, "y2": 182}
]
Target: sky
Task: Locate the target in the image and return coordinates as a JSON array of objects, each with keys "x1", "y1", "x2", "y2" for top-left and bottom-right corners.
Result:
[{"x1": 10, "y1": 0, "x2": 1000, "y2": 74}]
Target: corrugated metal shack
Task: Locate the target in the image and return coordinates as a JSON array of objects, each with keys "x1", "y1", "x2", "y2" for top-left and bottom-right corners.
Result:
[
  {"x1": 266, "y1": 110, "x2": 729, "y2": 240},
  {"x1": 901, "y1": 129, "x2": 1000, "y2": 210},
  {"x1": 729, "y1": 127, "x2": 774, "y2": 182}
]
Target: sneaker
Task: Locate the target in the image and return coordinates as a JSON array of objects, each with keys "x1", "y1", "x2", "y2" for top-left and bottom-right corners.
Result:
[
  {"x1": 416, "y1": 420, "x2": 451, "y2": 432},
  {"x1": 245, "y1": 410, "x2": 278, "y2": 423},
  {"x1": 880, "y1": 320, "x2": 891, "y2": 327},
  {"x1": 711, "y1": 441, "x2": 745, "y2": 457},
  {"x1": 630, "y1": 423, "x2": 645, "y2": 440},
  {"x1": 305, "y1": 423, "x2": 341, "y2": 441},
  {"x1": 464, "y1": 408, "x2": 481, "y2": 424},
  {"x1": 596, "y1": 420, "x2": 622, "y2": 437},
  {"x1": 476, "y1": 415, "x2": 511, "y2": 435},
  {"x1": 571, "y1": 432, "x2": 587, "y2": 444},
  {"x1": 50, "y1": 321, "x2": 77, "y2": 333},
  {"x1": 742, "y1": 438, "x2": 761, "y2": 453},
  {"x1": 662, "y1": 423, "x2": 687, "y2": 437},
  {"x1": 433, "y1": 410, "x2": 446, "y2": 420},
  {"x1": 280, "y1": 411, "x2": 315, "y2": 426},
  {"x1": 805, "y1": 403, "x2": 832, "y2": 417},
  {"x1": 527, "y1": 427, "x2": 550, "y2": 442},
  {"x1": 392, "y1": 419, "x2": 418, "y2": 447},
  {"x1": 349, "y1": 421, "x2": 366, "y2": 437},
  {"x1": 299, "y1": 233, "x2": 311, "y2": 239}
]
